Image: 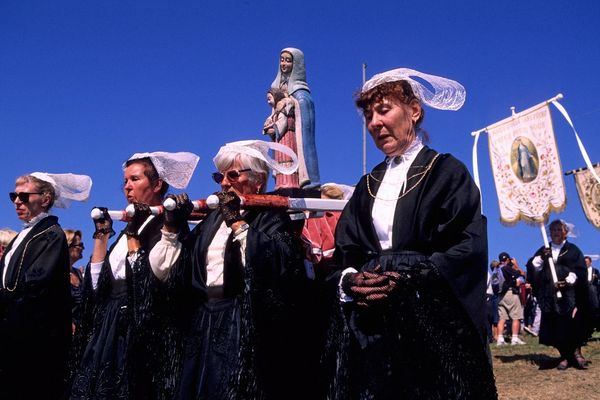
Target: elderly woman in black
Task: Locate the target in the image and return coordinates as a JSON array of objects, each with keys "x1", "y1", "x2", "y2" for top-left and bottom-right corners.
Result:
[
  {"x1": 526, "y1": 219, "x2": 590, "y2": 370},
  {"x1": 326, "y1": 68, "x2": 497, "y2": 399},
  {"x1": 157, "y1": 140, "x2": 307, "y2": 400}
]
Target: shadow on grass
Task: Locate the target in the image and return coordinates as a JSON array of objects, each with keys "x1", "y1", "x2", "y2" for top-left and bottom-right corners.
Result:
[{"x1": 494, "y1": 353, "x2": 560, "y2": 370}]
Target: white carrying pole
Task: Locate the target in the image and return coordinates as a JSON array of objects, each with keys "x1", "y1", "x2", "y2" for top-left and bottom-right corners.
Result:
[
  {"x1": 362, "y1": 63, "x2": 367, "y2": 176},
  {"x1": 539, "y1": 223, "x2": 562, "y2": 298}
]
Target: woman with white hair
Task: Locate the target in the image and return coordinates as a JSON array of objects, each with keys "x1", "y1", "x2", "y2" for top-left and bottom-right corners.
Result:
[{"x1": 167, "y1": 140, "x2": 310, "y2": 400}]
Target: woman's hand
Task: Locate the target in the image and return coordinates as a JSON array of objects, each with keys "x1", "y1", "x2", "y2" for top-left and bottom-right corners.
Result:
[
  {"x1": 164, "y1": 193, "x2": 193, "y2": 232},
  {"x1": 125, "y1": 203, "x2": 151, "y2": 238},
  {"x1": 216, "y1": 191, "x2": 243, "y2": 227},
  {"x1": 342, "y1": 266, "x2": 398, "y2": 307},
  {"x1": 92, "y1": 207, "x2": 115, "y2": 239}
]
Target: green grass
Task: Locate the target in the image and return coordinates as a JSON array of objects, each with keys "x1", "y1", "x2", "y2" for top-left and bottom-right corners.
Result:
[{"x1": 492, "y1": 332, "x2": 600, "y2": 400}]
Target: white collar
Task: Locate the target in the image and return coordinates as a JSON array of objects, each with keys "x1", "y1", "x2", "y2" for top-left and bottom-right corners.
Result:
[
  {"x1": 385, "y1": 136, "x2": 423, "y2": 167},
  {"x1": 23, "y1": 212, "x2": 49, "y2": 229}
]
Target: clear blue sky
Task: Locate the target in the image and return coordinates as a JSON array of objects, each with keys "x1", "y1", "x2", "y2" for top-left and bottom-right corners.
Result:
[{"x1": 1, "y1": 1, "x2": 599, "y2": 268}]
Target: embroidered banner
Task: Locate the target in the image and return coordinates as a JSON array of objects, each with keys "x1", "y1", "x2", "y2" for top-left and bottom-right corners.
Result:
[
  {"x1": 487, "y1": 103, "x2": 566, "y2": 224},
  {"x1": 572, "y1": 164, "x2": 600, "y2": 229}
]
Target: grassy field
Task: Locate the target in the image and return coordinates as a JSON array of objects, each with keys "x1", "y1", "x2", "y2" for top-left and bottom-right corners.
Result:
[{"x1": 492, "y1": 332, "x2": 600, "y2": 400}]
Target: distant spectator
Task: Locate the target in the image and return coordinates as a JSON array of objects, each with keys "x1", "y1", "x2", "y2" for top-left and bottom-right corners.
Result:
[
  {"x1": 584, "y1": 256, "x2": 600, "y2": 335},
  {"x1": 486, "y1": 260, "x2": 501, "y2": 343},
  {"x1": 526, "y1": 220, "x2": 590, "y2": 370},
  {"x1": 496, "y1": 251, "x2": 527, "y2": 345},
  {"x1": 0, "y1": 228, "x2": 17, "y2": 260},
  {"x1": 64, "y1": 229, "x2": 85, "y2": 334}
]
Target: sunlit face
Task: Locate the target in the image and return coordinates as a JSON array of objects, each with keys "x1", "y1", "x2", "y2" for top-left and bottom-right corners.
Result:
[
  {"x1": 69, "y1": 235, "x2": 84, "y2": 265},
  {"x1": 123, "y1": 162, "x2": 163, "y2": 205},
  {"x1": 365, "y1": 97, "x2": 422, "y2": 157},
  {"x1": 13, "y1": 181, "x2": 48, "y2": 222},
  {"x1": 219, "y1": 159, "x2": 264, "y2": 196},
  {"x1": 550, "y1": 223, "x2": 567, "y2": 245},
  {"x1": 267, "y1": 92, "x2": 275, "y2": 107},
  {"x1": 280, "y1": 52, "x2": 293, "y2": 74}
]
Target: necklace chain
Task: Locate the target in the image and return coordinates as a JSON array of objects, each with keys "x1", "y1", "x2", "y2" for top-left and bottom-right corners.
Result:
[
  {"x1": 3, "y1": 226, "x2": 54, "y2": 292},
  {"x1": 366, "y1": 153, "x2": 440, "y2": 201}
]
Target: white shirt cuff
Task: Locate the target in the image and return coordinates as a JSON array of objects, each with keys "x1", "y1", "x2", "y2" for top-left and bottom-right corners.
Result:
[
  {"x1": 90, "y1": 261, "x2": 103, "y2": 290},
  {"x1": 148, "y1": 229, "x2": 182, "y2": 281},
  {"x1": 565, "y1": 272, "x2": 577, "y2": 284},
  {"x1": 339, "y1": 267, "x2": 358, "y2": 303},
  {"x1": 532, "y1": 255, "x2": 543, "y2": 270}
]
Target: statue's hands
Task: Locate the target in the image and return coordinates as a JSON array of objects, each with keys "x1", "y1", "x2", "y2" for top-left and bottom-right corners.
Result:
[
  {"x1": 216, "y1": 191, "x2": 243, "y2": 227},
  {"x1": 164, "y1": 193, "x2": 193, "y2": 230},
  {"x1": 125, "y1": 203, "x2": 151, "y2": 238},
  {"x1": 92, "y1": 207, "x2": 115, "y2": 239}
]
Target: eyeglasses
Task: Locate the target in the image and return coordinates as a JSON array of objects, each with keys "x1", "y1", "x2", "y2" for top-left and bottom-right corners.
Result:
[
  {"x1": 212, "y1": 169, "x2": 252, "y2": 184},
  {"x1": 69, "y1": 243, "x2": 85, "y2": 250},
  {"x1": 9, "y1": 192, "x2": 43, "y2": 203}
]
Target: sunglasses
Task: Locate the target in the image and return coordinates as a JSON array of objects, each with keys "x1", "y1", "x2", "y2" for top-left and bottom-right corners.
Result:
[
  {"x1": 212, "y1": 168, "x2": 252, "y2": 184},
  {"x1": 9, "y1": 192, "x2": 43, "y2": 203},
  {"x1": 69, "y1": 243, "x2": 85, "y2": 250}
]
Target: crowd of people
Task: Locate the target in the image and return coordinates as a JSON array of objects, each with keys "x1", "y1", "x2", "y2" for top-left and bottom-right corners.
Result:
[
  {"x1": 487, "y1": 224, "x2": 600, "y2": 370},
  {"x1": 1, "y1": 65, "x2": 596, "y2": 400}
]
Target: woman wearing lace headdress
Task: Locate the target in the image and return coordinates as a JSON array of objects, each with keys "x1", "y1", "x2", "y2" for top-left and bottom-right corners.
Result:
[
  {"x1": 326, "y1": 69, "x2": 497, "y2": 399},
  {"x1": 152, "y1": 140, "x2": 311, "y2": 399},
  {"x1": 271, "y1": 47, "x2": 320, "y2": 189},
  {"x1": 70, "y1": 152, "x2": 198, "y2": 400},
  {"x1": 1, "y1": 172, "x2": 91, "y2": 400}
]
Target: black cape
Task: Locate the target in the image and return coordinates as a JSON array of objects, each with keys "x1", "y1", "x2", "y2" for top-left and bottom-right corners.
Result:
[
  {"x1": 0, "y1": 216, "x2": 71, "y2": 400},
  {"x1": 71, "y1": 214, "x2": 182, "y2": 400},
  {"x1": 327, "y1": 147, "x2": 497, "y2": 399},
  {"x1": 175, "y1": 208, "x2": 313, "y2": 400},
  {"x1": 526, "y1": 241, "x2": 590, "y2": 349}
]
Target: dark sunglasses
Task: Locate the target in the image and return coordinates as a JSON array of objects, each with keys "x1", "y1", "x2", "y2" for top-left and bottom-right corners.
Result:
[
  {"x1": 69, "y1": 243, "x2": 85, "y2": 250},
  {"x1": 9, "y1": 192, "x2": 43, "y2": 203},
  {"x1": 212, "y1": 168, "x2": 252, "y2": 184}
]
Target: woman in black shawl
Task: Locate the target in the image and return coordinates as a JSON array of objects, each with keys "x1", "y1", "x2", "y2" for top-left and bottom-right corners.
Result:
[
  {"x1": 326, "y1": 68, "x2": 497, "y2": 399},
  {"x1": 161, "y1": 140, "x2": 309, "y2": 400}
]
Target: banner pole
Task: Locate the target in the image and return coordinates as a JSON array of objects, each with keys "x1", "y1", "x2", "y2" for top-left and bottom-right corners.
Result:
[{"x1": 540, "y1": 223, "x2": 563, "y2": 298}]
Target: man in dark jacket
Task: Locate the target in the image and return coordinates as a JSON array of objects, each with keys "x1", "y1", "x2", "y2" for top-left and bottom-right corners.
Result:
[
  {"x1": 496, "y1": 251, "x2": 527, "y2": 345},
  {"x1": 0, "y1": 173, "x2": 90, "y2": 399}
]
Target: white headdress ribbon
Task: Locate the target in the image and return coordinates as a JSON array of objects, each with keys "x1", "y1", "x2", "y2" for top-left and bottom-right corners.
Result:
[
  {"x1": 213, "y1": 140, "x2": 298, "y2": 175},
  {"x1": 125, "y1": 151, "x2": 200, "y2": 189},
  {"x1": 362, "y1": 68, "x2": 466, "y2": 111},
  {"x1": 30, "y1": 172, "x2": 93, "y2": 209}
]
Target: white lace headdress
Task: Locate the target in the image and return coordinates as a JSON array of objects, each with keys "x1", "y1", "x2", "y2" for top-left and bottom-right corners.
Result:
[
  {"x1": 30, "y1": 172, "x2": 93, "y2": 209},
  {"x1": 125, "y1": 151, "x2": 200, "y2": 189},
  {"x1": 213, "y1": 140, "x2": 298, "y2": 175},
  {"x1": 361, "y1": 68, "x2": 466, "y2": 111}
]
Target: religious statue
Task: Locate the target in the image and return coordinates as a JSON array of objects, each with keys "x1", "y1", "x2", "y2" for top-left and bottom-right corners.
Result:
[
  {"x1": 263, "y1": 88, "x2": 300, "y2": 189},
  {"x1": 270, "y1": 47, "x2": 320, "y2": 189}
]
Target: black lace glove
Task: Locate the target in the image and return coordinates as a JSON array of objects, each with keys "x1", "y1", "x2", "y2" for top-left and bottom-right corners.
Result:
[
  {"x1": 342, "y1": 267, "x2": 398, "y2": 307},
  {"x1": 125, "y1": 203, "x2": 151, "y2": 238},
  {"x1": 216, "y1": 191, "x2": 243, "y2": 227},
  {"x1": 92, "y1": 207, "x2": 115, "y2": 239},
  {"x1": 164, "y1": 193, "x2": 194, "y2": 229}
]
